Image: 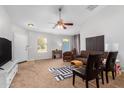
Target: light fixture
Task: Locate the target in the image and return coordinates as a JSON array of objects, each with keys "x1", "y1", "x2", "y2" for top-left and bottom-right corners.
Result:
[
  {"x1": 28, "y1": 23, "x2": 34, "y2": 27},
  {"x1": 58, "y1": 24, "x2": 63, "y2": 29}
]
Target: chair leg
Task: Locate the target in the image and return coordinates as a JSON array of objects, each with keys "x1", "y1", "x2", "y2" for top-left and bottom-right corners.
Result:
[
  {"x1": 73, "y1": 73, "x2": 75, "y2": 86},
  {"x1": 96, "y1": 77, "x2": 99, "y2": 88},
  {"x1": 101, "y1": 71, "x2": 104, "y2": 84},
  {"x1": 86, "y1": 80, "x2": 89, "y2": 88},
  {"x1": 112, "y1": 71, "x2": 115, "y2": 80},
  {"x1": 105, "y1": 71, "x2": 109, "y2": 83}
]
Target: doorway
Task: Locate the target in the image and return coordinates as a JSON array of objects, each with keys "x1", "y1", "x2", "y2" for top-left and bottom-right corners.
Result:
[{"x1": 13, "y1": 33, "x2": 28, "y2": 63}]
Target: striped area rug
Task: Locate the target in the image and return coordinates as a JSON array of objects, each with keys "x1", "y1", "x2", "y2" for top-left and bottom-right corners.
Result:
[{"x1": 48, "y1": 66, "x2": 76, "y2": 81}]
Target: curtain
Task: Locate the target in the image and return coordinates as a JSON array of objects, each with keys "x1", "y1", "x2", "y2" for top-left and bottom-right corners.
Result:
[{"x1": 73, "y1": 34, "x2": 80, "y2": 55}]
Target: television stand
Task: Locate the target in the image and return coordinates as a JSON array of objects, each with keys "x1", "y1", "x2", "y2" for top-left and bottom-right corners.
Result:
[
  {"x1": 0, "y1": 68, "x2": 4, "y2": 70},
  {"x1": 0, "y1": 61, "x2": 18, "y2": 88}
]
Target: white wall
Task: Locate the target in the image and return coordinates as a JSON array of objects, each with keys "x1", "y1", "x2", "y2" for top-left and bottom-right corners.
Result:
[
  {"x1": 28, "y1": 31, "x2": 73, "y2": 60},
  {"x1": 0, "y1": 6, "x2": 12, "y2": 41},
  {"x1": 0, "y1": 6, "x2": 14, "y2": 61},
  {"x1": 80, "y1": 6, "x2": 124, "y2": 69}
]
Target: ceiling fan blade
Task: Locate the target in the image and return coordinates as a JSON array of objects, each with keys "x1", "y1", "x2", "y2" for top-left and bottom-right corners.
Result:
[
  {"x1": 53, "y1": 24, "x2": 58, "y2": 29},
  {"x1": 63, "y1": 25, "x2": 67, "y2": 29},
  {"x1": 64, "y1": 23, "x2": 73, "y2": 26}
]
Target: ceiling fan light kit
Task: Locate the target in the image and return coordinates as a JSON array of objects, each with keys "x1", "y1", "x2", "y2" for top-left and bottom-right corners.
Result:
[
  {"x1": 28, "y1": 23, "x2": 34, "y2": 27},
  {"x1": 58, "y1": 24, "x2": 63, "y2": 29}
]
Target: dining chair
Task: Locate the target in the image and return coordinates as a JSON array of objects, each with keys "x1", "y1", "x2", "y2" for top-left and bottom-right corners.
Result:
[
  {"x1": 72, "y1": 54, "x2": 103, "y2": 88},
  {"x1": 103, "y1": 51, "x2": 118, "y2": 83}
]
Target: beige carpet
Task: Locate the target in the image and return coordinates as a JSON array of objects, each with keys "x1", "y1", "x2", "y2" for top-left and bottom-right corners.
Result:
[{"x1": 10, "y1": 59, "x2": 124, "y2": 88}]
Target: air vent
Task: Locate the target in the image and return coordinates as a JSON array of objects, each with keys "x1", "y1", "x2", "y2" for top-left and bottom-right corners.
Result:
[{"x1": 86, "y1": 5, "x2": 98, "y2": 11}]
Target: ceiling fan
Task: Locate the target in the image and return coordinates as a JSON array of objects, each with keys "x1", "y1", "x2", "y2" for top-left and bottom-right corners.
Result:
[{"x1": 53, "y1": 8, "x2": 74, "y2": 29}]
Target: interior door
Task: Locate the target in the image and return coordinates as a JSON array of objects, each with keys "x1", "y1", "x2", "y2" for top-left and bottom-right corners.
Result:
[{"x1": 14, "y1": 33, "x2": 28, "y2": 63}]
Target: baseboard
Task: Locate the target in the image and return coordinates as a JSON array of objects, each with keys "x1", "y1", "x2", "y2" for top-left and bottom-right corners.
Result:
[
  {"x1": 27, "y1": 59, "x2": 36, "y2": 62},
  {"x1": 18, "y1": 61, "x2": 28, "y2": 64},
  {"x1": 27, "y1": 58, "x2": 52, "y2": 62},
  {"x1": 13, "y1": 60, "x2": 28, "y2": 63}
]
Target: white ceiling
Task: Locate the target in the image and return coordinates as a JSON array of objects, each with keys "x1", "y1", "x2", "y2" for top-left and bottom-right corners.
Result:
[{"x1": 4, "y1": 5, "x2": 104, "y2": 35}]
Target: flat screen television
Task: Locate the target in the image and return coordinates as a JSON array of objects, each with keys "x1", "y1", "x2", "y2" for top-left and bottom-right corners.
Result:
[
  {"x1": 0, "y1": 37, "x2": 12, "y2": 67},
  {"x1": 86, "y1": 35, "x2": 104, "y2": 51}
]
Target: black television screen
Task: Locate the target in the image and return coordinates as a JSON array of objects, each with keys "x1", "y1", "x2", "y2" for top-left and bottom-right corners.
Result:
[
  {"x1": 86, "y1": 35, "x2": 104, "y2": 51},
  {"x1": 0, "y1": 37, "x2": 12, "y2": 67}
]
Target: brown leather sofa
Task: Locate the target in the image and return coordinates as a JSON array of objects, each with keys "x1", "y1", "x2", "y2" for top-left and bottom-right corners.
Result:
[
  {"x1": 75, "y1": 50, "x2": 109, "y2": 64},
  {"x1": 80, "y1": 50, "x2": 108, "y2": 57}
]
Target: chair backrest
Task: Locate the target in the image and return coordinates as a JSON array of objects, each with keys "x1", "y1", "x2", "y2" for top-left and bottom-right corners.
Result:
[
  {"x1": 86, "y1": 54, "x2": 102, "y2": 80},
  {"x1": 63, "y1": 51, "x2": 73, "y2": 56},
  {"x1": 105, "y1": 51, "x2": 118, "y2": 71}
]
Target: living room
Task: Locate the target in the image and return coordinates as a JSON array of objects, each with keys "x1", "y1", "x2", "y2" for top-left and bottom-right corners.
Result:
[{"x1": 0, "y1": 0, "x2": 124, "y2": 90}]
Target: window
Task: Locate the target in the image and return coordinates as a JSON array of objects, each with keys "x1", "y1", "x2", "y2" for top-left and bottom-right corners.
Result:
[
  {"x1": 37, "y1": 37, "x2": 47, "y2": 53},
  {"x1": 62, "y1": 38, "x2": 70, "y2": 52}
]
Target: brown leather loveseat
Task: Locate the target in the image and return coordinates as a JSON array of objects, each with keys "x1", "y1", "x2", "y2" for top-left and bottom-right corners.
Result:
[{"x1": 63, "y1": 51, "x2": 74, "y2": 62}]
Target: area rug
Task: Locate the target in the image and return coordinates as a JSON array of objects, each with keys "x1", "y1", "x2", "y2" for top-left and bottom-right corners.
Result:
[{"x1": 48, "y1": 66, "x2": 76, "y2": 81}]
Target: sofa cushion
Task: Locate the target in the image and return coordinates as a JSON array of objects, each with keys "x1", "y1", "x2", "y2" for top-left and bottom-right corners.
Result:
[{"x1": 80, "y1": 51, "x2": 89, "y2": 58}]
